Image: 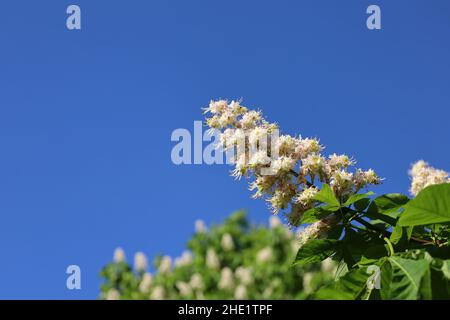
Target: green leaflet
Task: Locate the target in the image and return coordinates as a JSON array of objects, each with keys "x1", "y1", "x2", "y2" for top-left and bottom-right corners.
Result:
[
  {"x1": 313, "y1": 184, "x2": 340, "y2": 209},
  {"x1": 315, "y1": 268, "x2": 371, "y2": 300},
  {"x1": 442, "y1": 260, "x2": 450, "y2": 280},
  {"x1": 370, "y1": 193, "x2": 410, "y2": 216},
  {"x1": 390, "y1": 225, "x2": 413, "y2": 245},
  {"x1": 299, "y1": 207, "x2": 331, "y2": 224},
  {"x1": 343, "y1": 192, "x2": 374, "y2": 207},
  {"x1": 293, "y1": 239, "x2": 340, "y2": 266},
  {"x1": 398, "y1": 183, "x2": 450, "y2": 227},
  {"x1": 380, "y1": 257, "x2": 430, "y2": 300}
]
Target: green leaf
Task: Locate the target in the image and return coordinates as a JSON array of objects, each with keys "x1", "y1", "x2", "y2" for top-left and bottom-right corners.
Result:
[
  {"x1": 315, "y1": 268, "x2": 370, "y2": 300},
  {"x1": 372, "y1": 193, "x2": 409, "y2": 215},
  {"x1": 420, "y1": 266, "x2": 433, "y2": 300},
  {"x1": 390, "y1": 225, "x2": 413, "y2": 245},
  {"x1": 398, "y1": 183, "x2": 450, "y2": 227},
  {"x1": 366, "y1": 194, "x2": 409, "y2": 226},
  {"x1": 364, "y1": 194, "x2": 408, "y2": 226},
  {"x1": 442, "y1": 260, "x2": 450, "y2": 280},
  {"x1": 313, "y1": 184, "x2": 340, "y2": 209},
  {"x1": 343, "y1": 192, "x2": 374, "y2": 207},
  {"x1": 293, "y1": 239, "x2": 340, "y2": 266},
  {"x1": 354, "y1": 198, "x2": 371, "y2": 212},
  {"x1": 300, "y1": 207, "x2": 331, "y2": 224},
  {"x1": 334, "y1": 259, "x2": 349, "y2": 280},
  {"x1": 380, "y1": 257, "x2": 430, "y2": 300}
]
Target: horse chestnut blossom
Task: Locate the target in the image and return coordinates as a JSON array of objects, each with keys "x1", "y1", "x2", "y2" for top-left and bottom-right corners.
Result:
[
  {"x1": 409, "y1": 160, "x2": 450, "y2": 196},
  {"x1": 203, "y1": 100, "x2": 381, "y2": 245},
  {"x1": 113, "y1": 247, "x2": 126, "y2": 263},
  {"x1": 134, "y1": 252, "x2": 148, "y2": 272}
]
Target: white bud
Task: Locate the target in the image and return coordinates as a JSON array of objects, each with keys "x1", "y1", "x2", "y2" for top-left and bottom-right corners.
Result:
[
  {"x1": 134, "y1": 252, "x2": 148, "y2": 272},
  {"x1": 113, "y1": 247, "x2": 125, "y2": 263}
]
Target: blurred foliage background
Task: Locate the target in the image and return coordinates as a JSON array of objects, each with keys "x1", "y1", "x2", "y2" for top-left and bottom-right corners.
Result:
[{"x1": 100, "y1": 211, "x2": 336, "y2": 299}]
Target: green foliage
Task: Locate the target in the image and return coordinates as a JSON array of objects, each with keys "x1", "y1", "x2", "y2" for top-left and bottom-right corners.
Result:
[
  {"x1": 313, "y1": 184, "x2": 340, "y2": 209},
  {"x1": 399, "y1": 184, "x2": 450, "y2": 226},
  {"x1": 100, "y1": 211, "x2": 336, "y2": 300},
  {"x1": 293, "y1": 239, "x2": 340, "y2": 266},
  {"x1": 294, "y1": 183, "x2": 450, "y2": 300}
]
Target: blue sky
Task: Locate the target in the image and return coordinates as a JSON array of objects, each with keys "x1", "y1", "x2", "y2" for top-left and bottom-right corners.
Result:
[{"x1": 0, "y1": 0, "x2": 449, "y2": 299}]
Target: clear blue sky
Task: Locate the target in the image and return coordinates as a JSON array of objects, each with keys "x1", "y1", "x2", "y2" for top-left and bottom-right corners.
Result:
[{"x1": 0, "y1": 0, "x2": 449, "y2": 299}]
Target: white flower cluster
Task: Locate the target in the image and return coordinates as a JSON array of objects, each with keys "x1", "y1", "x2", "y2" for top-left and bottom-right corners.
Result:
[
  {"x1": 297, "y1": 213, "x2": 339, "y2": 247},
  {"x1": 204, "y1": 100, "x2": 381, "y2": 239},
  {"x1": 409, "y1": 160, "x2": 450, "y2": 196}
]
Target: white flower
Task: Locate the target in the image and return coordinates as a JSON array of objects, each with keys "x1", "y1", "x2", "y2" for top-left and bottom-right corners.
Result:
[
  {"x1": 234, "y1": 285, "x2": 247, "y2": 300},
  {"x1": 106, "y1": 289, "x2": 120, "y2": 300},
  {"x1": 330, "y1": 170, "x2": 354, "y2": 196},
  {"x1": 248, "y1": 127, "x2": 269, "y2": 146},
  {"x1": 206, "y1": 248, "x2": 220, "y2": 269},
  {"x1": 256, "y1": 247, "x2": 273, "y2": 263},
  {"x1": 275, "y1": 135, "x2": 298, "y2": 156},
  {"x1": 249, "y1": 176, "x2": 277, "y2": 199},
  {"x1": 150, "y1": 286, "x2": 165, "y2": 300},
  {"x1": 354, "y1": 168, "x2": 381, "y2": 189},
  {"x1": 203, "y1": 99, "x2": 228, "y2": 114},
  {"x1": 189, "y1": 273, "x2": 204, "y2": 290},
  {"x1": 301, "y1": 154, "x2": 326, "y2": 176},
  {"x1": 296, "y1": 186, "x2": 319, "y2": 207},
  {"x1": 328, "y1": 153, "x2": 353, "y2": 169},
  {"x1": 295, "y1": 138, "x2": 322, "y2": 158},
  {"x1": 249, "y1": 150, "x2": 270, "y2": 168},
  {"x1": 218, "y1": 109, "x2": 236, "y2": 127},
  {"x1": 231, "y1": 153, "x2": 248, "y2": 179},
  {"x1": 134, "y1": 252, "x2": 148, "y2": 272},
  {"x1": 239, "y1": 110, "x2": 262, "y2": 129},
  {"x1": 269, "y1": 215, "x2": 282, "y2": 228},
  {"x1": 158, "y1": 255, "x2": 172, "y2": 273},
  {"x1": 195, "y1": 219, "x2": 207, "y2": 233},
  {"x1": 139, "y1": 272, "x2": 153, "y2": 293},
  {"x1": 221, "y1": 233, "x2": 235, "y2": 251},
  {"x1": 235, "y1": 266, "x2": 253, "y2": 285},
  {"x1": 113, "y1": 247, "x2": 125, "y2": 263},
  {"x1": 267, "y1": 183, "x2": 296, "y2": 213},
  {"x1": 175, "y1": 251, "x2": 193, "y2": 268},
  {"x1": 409, "y1": 160, "x2": 450, "y2": 196},
  {"x1": 218, "y1": 267, "x2": 234, "y2": 290},
  {"x1": 272, "y1": 156, "x2": 296, "y2": 174},
  {"x1": 229, "y1": 100, "x2": 247, "y2": 115},
  {"x1": 297, "y1": 214, "x2": 339, "y2": 247},
  {"x1": 176, "y1": 281, "x2": 193, "y2": 296},
  {"x1": 220, "y1": 128, "x2": 245, "y2": 150}
]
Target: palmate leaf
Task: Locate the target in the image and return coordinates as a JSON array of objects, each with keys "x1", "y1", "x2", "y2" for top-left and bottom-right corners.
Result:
[
  {"x1": 313, "y1": 184, "x2": 340, "y2": 209},
  {"x1": 398, "y1": 183, "x2": 450, "y2": 227},
  {"x1": 380, "y1": 257, "x2": 430, "y2": 300}
]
